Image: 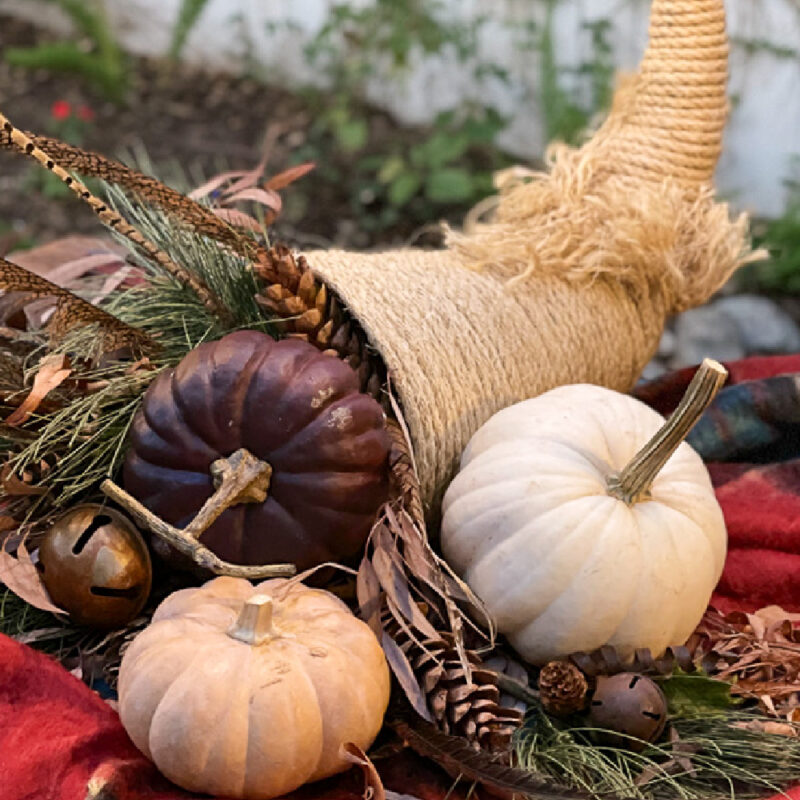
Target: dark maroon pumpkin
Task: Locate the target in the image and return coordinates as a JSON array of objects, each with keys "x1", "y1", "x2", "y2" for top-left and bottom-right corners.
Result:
[{"x1": 123, "y1": 330, "x2": 391, "y2": 572}]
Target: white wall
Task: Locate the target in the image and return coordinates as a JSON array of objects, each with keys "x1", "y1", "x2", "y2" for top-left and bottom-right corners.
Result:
[{"x1": 4, "y1": 0, "x2": 800, "y2": 217}]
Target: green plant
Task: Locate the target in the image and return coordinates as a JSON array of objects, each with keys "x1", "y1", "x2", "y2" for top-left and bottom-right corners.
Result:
[
  {"x1": 739, "y1": 169, "x2": 800, "y2": 293},
  {"x1": 168, "y1": 0, "x2": 212, "y2": 61},
  {"x1": 515, "y1": 4, "x2": 615, "y2": 146},
  {"x1": 3, "y1": 0, "x2": 128, "y2": 103},
  {"x1": 293, "y1": 1, "x2": 511, "y2": 231},
  {"x1": 354, "y1": 107, "x2": 508, "y2": 231}
]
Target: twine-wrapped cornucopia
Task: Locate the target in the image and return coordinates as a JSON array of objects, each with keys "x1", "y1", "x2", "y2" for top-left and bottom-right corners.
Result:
[
  {"x1": 0, "y1": 0, "x2": 759, "y2": 754},
  {"x1": 309, "y1": 0, "x2": 755, "y2": 515},
  {"x1": 0, "y1": 0, "x2": 754, "y2": 522}
]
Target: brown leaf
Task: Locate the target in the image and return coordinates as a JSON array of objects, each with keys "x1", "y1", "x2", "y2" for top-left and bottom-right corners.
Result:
[
  {"x1": 0, "y1": 540, "x2": 65, "y2": 614},
  {"x1": 189, "y1": 169, "x2": 253, "y2": 200},
  {"x1": 264, "y1": 161, "x2": 316, "y2": 191},
  {"x1": 0, "y1": 258, "x2": 153, "y2": 354},
  {"x1": 340, "y1": 743, "x2": 386, "y2": 800},
  {"x1": 372, "y1": 529, "x2": 438, "y2": 640},
  {"x1": 357, "y1": 549, "x2": 383, "y2": 637},
  {"x1": 732, "y1": 719, "x2": 799, "y2": 737},
  {"x1": 7, "y1": 236, "x2": 124, "y2": 280},
  {"x1": 382, "y1": 633, "x2": 433, "y2": 722},
  {"x1": 755, "y1": 606, "x2": 800, "y2": 626},
  {"x1": 6, "y1": 353, "x2": 72, "y2": 426},
  {"x1": 1, "y1": 465, "x2": 47, "y2": 496},
  {"x1": 221, "y1": 156, "x2": 269, "y2": 199},
  {"x1": 225, "y1": 187, "x2": 282, "y2": 212},
  {"x1": 39, "y1": 253, "x2": 127, "y2": 290},
  {"x1": 209, "y1": 208, "x2": 263, "y2": 233},
  {"x1": 0, "y1": 516, "x2": 16, "y2": 532}
]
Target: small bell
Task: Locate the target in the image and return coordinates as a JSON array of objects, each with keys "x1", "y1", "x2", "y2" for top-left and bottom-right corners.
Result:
[
  {"x1": 588, "y1": 673, "x2": 667, "y2": 751},
  {"x1": 38, "y1": 505, "x2": 152, "y2": 629}
]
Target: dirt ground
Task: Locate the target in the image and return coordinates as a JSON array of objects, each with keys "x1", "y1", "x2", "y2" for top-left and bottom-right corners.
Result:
[{"x1": 0, "y1": 14, "x2": 453, "y2": 253}]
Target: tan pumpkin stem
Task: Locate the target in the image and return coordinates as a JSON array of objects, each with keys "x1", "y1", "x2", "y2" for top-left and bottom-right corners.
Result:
[
  {"x1": 101, "y1": 448, "x2": 296, "y2": 579},
  {"x1": 607, "y1": 358, "x2": 728, "y2": 505},
  {"x1": 228, "y1": 595, "x2": 277, "y2": 645}
]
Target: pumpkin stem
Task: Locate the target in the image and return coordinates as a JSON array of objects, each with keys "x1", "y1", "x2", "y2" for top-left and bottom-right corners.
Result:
[
  {"x1": 228, "y1": 594, "x2": 277, "y2": 645},
  {"x1": 100, "y1": 449, "x2": 295, "y2": 579},
  {"x1": 607, "y1": 358, "x2": 728, "y2": 505}
]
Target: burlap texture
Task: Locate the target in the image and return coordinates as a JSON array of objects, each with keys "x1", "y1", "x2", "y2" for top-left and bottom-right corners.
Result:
[
  {"x1": 308, "y1": 0, "x2": 758, "y2": 518},
  {"x1": 310, "y1": 248, "x2": 669, "y2": 516}
]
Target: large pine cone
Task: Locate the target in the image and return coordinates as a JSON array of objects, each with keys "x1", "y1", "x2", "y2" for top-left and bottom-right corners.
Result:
[{"x1": 123, "y1": 331, "x2": 391, "y2": 571}]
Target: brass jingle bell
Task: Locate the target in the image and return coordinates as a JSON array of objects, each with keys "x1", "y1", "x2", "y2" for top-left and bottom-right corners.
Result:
[
  {"x1": 588, "y1": 673, "x2": 668, "y2": 751},
  {"x1": 38, "y1": 504, "x2": 152, "y2": 629}
]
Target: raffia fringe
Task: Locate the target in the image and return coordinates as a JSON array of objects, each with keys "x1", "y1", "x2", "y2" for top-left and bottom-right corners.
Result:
[{"x1": 448, "y1": 143, "x2": 762, "y2": 314}]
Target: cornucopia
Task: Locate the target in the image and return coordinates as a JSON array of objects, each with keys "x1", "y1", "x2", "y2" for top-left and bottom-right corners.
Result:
[{"x1": 7, "y1": 1, "x2": 800, "y2": 799}]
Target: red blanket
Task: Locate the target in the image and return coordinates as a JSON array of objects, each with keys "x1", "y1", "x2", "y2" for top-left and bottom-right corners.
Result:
[
  {"x1": 2, "y1": 354, "x2": 800, "y2": 800},
  {"x1": 634, "y1": 354, "x2": 800, "y2": 614}
]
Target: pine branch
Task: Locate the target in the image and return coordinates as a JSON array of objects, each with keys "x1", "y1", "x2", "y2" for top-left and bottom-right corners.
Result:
[
  {"x1": 0, "y1": 130, "x2": 266, "y2": 262},
  {"x1": 0, "y1": 258, "x2": 152, "y2": 356},
  {"x1": 0, "y1": 111, "x2": 228, "y2": 319}
]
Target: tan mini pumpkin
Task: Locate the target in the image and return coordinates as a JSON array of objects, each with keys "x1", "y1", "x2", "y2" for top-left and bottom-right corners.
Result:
[{"x1": 117, "y1": 576, "x2": 390, "y2": 799}]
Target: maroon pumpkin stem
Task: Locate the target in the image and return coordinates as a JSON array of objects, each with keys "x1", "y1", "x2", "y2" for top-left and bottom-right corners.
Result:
[{"x1": 101, "y1": 449, "x2": 296, "y2": 579}]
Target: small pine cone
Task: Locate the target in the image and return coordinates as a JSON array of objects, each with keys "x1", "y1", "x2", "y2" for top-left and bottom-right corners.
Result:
[
  {"x1": 382, "y1": 613, "x2": 523, "y2": 753},
  {"x1": 538, "y1": 661, "x2": 588, "y2": 716}
]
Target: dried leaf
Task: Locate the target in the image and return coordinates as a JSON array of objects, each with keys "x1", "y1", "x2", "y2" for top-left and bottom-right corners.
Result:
[
  {"x1": 209, "y1": 208, "x2": 263, "y2": 233},
  {"x1": 93, "y1": 266, "x2": 134, "y2": 303},
  {"x1": 189, "y1": 169, "x2": 252, "y2": 200},
  {"x1": 22, "y1": 297, "x2": 57, "y2": 331},
  {"x1": 39, "y1": 253, "x2": 127, "y2": 289},
  {"x1": 691, "y1": 605, "x2": 800, "y2": 717},
  {"x1": 755, "y1": 605, "x2": 800, "y2": 627},
  {"x1": 225, "y1": 187, "x2": 282, "y2": 212},
  {"x1": 372, "y1": 529, "x2": 438, "y2": 640},
  {"x1": 220, "y1": 156, "x2": 269, "y2": 199},
  {"x1": 382, "y1": 633, "x2": 433, "y2": 722},
  {"x1": 390, "y1": 713, "x2": 584, "y2": 800},
  {"x1": 264, "y1": 161, "x2": 316, "y2": 191},
  {"x1": 1, "y1": 465, "x2": 47, "y2": 496},
  {"x1": 732, "y1": 719, "x2": 799, "y2": 737},
  {"x1": 6, "y1": 353, "x2": 72, "y2": 426},
  {"x1": 0, "y1": 258, "x2": 152, "y2": 354},
  {"x1": 340, "y1": 743, "x2": 386, "y2": 800},
  {"x1": 357, "y1": 549, "x2": 383, "y2": 637},
  {"x1": 7, "y1": 236, "x2": 124, "y2": 279},
  {"x1": 0, "y1": 540, "x2": 65, "y2": 614}
]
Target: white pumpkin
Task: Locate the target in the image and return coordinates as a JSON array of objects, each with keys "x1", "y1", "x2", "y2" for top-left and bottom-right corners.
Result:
[{"x1": 441, "y1": 361, "x2": 728, "y2": 665}]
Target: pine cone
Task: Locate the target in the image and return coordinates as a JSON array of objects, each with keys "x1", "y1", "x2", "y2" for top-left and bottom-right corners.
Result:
[
  {"x1": 538, "y1": 661, "x2": 589, "y2": 716},
  {"x1": 384, "y1": 614, "x2": 523, "y2": 753},
  {"x1": 253, "y1": 245, "x2": 386, "y2": 403}
]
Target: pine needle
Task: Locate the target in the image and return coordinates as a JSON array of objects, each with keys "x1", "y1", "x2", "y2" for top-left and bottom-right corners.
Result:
[
  {"x1": 4, "y1": 182, "x2": 277, "y2": 517},
  {"x1": 515, "y1": 705, "x2": 800, "y2": 799}
]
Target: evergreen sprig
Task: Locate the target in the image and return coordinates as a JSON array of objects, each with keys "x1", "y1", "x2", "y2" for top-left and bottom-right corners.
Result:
[
  {"x1": 516, "y1": 704, "x2": 800, "y2": 800},
  {"x1": 5, "y1": 182, "x2": 276, "y2": 517}
]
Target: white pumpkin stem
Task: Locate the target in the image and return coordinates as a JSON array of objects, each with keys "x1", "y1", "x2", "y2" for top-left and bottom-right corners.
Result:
[
  {"x1": 607, "y1": 358, "x2": 728, "y2": 505},
  {"x1": 229, "y1": 595, "x2": 277, "y2": 645}
]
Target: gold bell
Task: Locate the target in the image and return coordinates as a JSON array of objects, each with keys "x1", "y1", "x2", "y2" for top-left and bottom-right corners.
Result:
[{"x1": 38, "y1": 504, "x2": 152, "y2": 629}]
